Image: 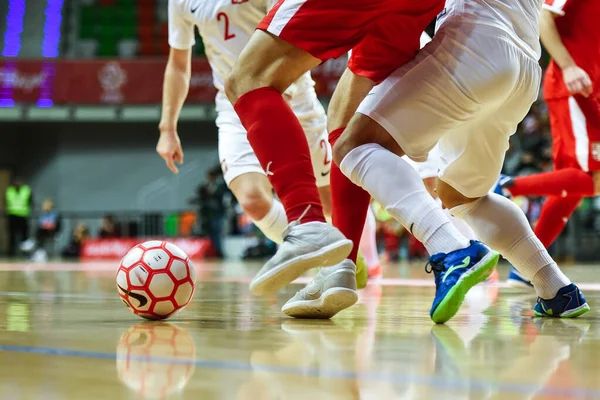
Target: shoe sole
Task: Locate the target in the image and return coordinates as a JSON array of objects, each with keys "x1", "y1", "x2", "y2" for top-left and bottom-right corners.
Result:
[
  {"x1": 506, "y1": 278, "x2": 535, "y2": 291},
  {"x1": 534, "y1": 302, "x2": 591, "y2": 318},
  {"x1": 431, "y1": 251, "x2": 500, "y2": 324},
  {"x1": 282, "y1": 287, "x2": 358, "y2": 319},
  {"x1": 250, "y1": 239, "x2": 353, "y2": 296}
]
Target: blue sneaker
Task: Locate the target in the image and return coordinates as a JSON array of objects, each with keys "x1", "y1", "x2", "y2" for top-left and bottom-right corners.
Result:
[
  {"x1": 534, "y1": 284, "x2": 590, "y2": 318},
  {"x1": 427, "y1": 240, "x2": 500, "y2": 324},
  {"x1": 506, "y1": 266, "x2": 535, "y2": 291},
  {"x1": 492, "y1": 174, "x2": 514, "y2": 198}
]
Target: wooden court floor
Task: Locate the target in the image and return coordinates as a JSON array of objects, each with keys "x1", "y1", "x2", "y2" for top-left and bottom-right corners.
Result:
[{"x1": 0, "y1": 260, "x2": 598, "y2": 400}]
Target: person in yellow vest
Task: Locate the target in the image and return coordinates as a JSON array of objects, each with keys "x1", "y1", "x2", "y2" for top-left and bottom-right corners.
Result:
[{"x1": 5, "y1": 178, "x2": 32, "y2": 257}]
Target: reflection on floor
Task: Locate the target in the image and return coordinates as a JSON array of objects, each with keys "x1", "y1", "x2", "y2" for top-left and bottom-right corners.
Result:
[{"x1": 0, "y1": 261, "x2": 597, "y2": 399}]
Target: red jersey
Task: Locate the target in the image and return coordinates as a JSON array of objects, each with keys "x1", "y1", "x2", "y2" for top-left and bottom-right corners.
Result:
[{"x1": 543, "y1": 0, "x2": 600, "y2": 99}]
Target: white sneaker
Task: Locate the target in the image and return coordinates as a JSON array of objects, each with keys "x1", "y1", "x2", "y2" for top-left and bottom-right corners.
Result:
[
  {"x1": 250, "y1": 221, "x2": 352, "y2": 296},
  {"x1": 282, "y1": 259, "x2": 358, "y2": 319}
]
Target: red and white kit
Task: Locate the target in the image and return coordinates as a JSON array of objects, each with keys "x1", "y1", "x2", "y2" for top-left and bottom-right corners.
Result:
[
  {"x1": 168, "y1": 0, "x2": 331, "y2": 186},
  {"x1": 258, "y1": 0, "x2": 444, "y2": 84},
  {"x1": 543, "y1": 0, "x2": 600, "y2": 172}
]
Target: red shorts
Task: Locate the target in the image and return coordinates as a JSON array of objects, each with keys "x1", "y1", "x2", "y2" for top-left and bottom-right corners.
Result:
[
  {"x1": 548, "y1": 95, "x2": 600, "y2": 172},
  {"x1": 258, "y1": 0, "x2": 443, "y2": 83}
]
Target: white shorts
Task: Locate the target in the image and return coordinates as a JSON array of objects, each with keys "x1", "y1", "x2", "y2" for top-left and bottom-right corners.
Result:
[
  {"x1": 216, "y1": 80, "x2": 331, "y2": 188},
  {"x1": 358, "y1": 23, "x2": 542, "y2": 198}
]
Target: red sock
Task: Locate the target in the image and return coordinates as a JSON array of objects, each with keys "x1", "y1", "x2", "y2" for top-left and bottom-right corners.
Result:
[
  {"x1": 534, "y1": 195, "x2": 582, "y2": 248},
  {"x1": 234, "y1": 87, "x2": 325, "y2": 223},
  {"x1": 330, "y1": 127, "x2": 371, "y2": 263},
  {"x1": 509, "y1": 168, "x2": 594, "y2": 198}
]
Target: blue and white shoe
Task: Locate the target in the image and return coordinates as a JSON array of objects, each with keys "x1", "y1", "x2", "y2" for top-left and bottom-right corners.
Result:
[
  {"x1": 427, "y1": 240, "x2": 500, "y2": 324},
  {"x1": 506, "y1": 266, "x2": 535, "y2": 291},
  {"x1": 492, "y1": 174, "x2": 514, "y2": 198},
  {"x1": 534, "y1": 284, "x2": 590, "y2": 318}
]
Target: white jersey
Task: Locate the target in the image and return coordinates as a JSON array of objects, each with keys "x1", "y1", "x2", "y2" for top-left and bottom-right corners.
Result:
[
  {"x1": 169, "y1": 0, "x2": 274, "y2": 93},
  {"x1": 168, "y1": 0, "x2": 330, "y2": 188},
  {"x1": 435, "y1": 0, "x2": 543, "y2": 59}
]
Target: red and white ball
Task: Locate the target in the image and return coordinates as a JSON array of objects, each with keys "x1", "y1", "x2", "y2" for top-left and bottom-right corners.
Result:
[{"x1": 116, "y1": 241, "x2": 195, "y2": 320}]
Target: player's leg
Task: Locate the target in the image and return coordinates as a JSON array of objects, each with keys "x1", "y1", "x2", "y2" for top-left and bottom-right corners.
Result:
[
  {"x1": 336, "y1": 32, "x2": 558, "y2": 323},
  {"x1": 440, "y1": 63, "x2": 589, "y2": 318},
  {"x1": 502, "y1": 96, "x2": 600, "y2": 198},
  {"x1": 229, "y1": 174, "x2": 287, "y2": 244},
  {"x1": 328, "y1": 69, "x2": 378, "y2": 268},
  {"x1": 218, "y1": 115, "x2": 289, "y2": 244},
  {"x1": 225, "y1": 30, "x2": 324, "y2": 225},
  {"x1": 502, "y1": 96, "x2": 600, "y2": 286},
  {"x1": 228, "y1": 0, "x2": 389, "y2": 297},
  {"x1": 359, "y1": 206, "x2": 381, "y2": 278}
]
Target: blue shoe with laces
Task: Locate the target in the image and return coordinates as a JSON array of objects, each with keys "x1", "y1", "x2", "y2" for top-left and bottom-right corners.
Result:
[
  {"x1": 534, "y1": 284, "x2": 590, "y2": 318},
  {"x1": 427, "y1": 240, "x2": 500, "y2": 324},
  {"x1": 507, "y1": 266, "x2": 535, "y2": 290}
]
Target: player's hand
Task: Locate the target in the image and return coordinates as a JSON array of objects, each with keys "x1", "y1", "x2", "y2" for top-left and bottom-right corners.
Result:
[
  {"x1": 562, "y1": 65, "x2": 593, "y2": 97},
  {"x1": 156, "y1": 131, "x2": 184, "y2": 174}
]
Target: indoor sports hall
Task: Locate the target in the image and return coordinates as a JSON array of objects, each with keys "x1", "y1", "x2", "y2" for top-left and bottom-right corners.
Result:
[{"x1": 0, "y1": 1, "x2": 598, "y2": 399}]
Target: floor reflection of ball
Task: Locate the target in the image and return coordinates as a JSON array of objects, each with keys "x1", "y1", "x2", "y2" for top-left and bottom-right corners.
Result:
[{"x1": 116, "y1": 322, "x2": 196, "y2": 399}]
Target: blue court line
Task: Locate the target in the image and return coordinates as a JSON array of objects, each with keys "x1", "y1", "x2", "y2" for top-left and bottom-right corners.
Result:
[{"x1": 0, "y1": 344, "x2": 599, "y2": 398}]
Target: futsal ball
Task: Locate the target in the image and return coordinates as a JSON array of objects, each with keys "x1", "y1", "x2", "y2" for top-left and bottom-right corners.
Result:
[
  {"x1": 117, "y1": 322, "x2": 196, "y2": 399},
  {"x1": 116, "y1": 240, "x2": 196, "y2": 320}
]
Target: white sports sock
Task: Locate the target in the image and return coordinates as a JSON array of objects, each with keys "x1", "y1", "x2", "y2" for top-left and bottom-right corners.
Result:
[
  {"x1": 443, "y1": 207, "x2": 478, "y2": 240},
  {"x1": 340, "y1": 144, "x2": 470, "y2": 256},
  {"x1": 253, "y1": 198, "x2": 288, "y2": 244},
  {"x1": 359, "y1": 206, "x2": 380, "y2": 269},
  {"x1": 451, "y1": 194, "x2": 571, "y2": 298}
]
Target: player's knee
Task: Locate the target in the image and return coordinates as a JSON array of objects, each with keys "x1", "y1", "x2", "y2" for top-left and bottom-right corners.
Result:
[
  {"x1": 236, "y1": 189, "x2": 272, "y2": 221},
  {"x1": 224, "y1": 70, "x2": 244, "y2": 105},
  {"x1": 332, "y1": 135, "x2": 354, "y2": 166}
]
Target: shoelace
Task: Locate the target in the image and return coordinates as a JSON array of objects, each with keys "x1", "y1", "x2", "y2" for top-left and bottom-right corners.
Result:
[
  {"x1": 282, "y1": 205, "x2": 312, "y2": 240},
  {"x1": 425, "y1": 260, "x2": 444, "y2": 275}
]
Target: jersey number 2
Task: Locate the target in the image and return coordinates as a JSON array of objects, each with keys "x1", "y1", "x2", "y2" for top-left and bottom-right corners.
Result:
[{"x1": 217, "y1": 12, "x2": 236, "y2": 41}]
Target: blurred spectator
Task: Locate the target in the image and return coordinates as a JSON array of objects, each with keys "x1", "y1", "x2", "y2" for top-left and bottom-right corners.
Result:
[
  {"x1": 99, "y1": 215, "x2": 121, "y2": 238},
  {"x1": 22, "y1": 200, "x2": 61, "y2": 262},
  {"x1": 192, "y1": 168, "x2": 228, "y2": 258},
  {"x1": 5, "y1": 177, "x2": 33, "y2": 257},
  {"x1": 62, "y1": 223, "x2": 89, "y2": 259}
]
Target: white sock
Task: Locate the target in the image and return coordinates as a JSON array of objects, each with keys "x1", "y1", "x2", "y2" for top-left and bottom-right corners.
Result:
[
  {"x1": 340, "y1": 144, "x2": 470, "y2": 256},
  {"x1": 451, "y1": 194, "x2": 571, "y2": 298},
  {"x1": 359, "y1": 206, "x2": 380, "y2": 269},
  {"x1": 443, "y1": 207, "x2": 478, "y2": 240},
  {"x1": 253, "y1": 199, "x2": 288, "y2": 244}
]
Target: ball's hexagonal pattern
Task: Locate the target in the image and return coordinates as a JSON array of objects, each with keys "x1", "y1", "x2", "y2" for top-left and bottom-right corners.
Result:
[
  {"x1": 116, "y1": 270, "x2": 128, "y2": 289},
  {"x1": 149, "y1": 273, "x2": 175, "y2": 299},
  {"x1": 165, "y1": 242, "x2": 187, "y2": 259},
  {"x1": 129, "y1": 264, "x2": 150, "y2": 287},
  {"x1": 143, "y1": 249, "x2": 169, "y2": 271},
  {"x1": 188, "y1": 261, "x2": 196, "y2": 283},
  {"x1": 169, "y1": 260, "x2": 188, "y2": 281},
  {"x1": 141, "y1": 240, "x2": 163, "y2": 249},
  {"x1": 118, "y1": 241, "x2": 196, "y2": 320},
  {"x1": 174, "y1": 282, "x2": 193, "y2": 307},
  {"x1": 153, "y1": 300, "x2": 175, "y2": 316},
  {"x1": 122, "y1": 247, "x2": 143, "y2": 268}
]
